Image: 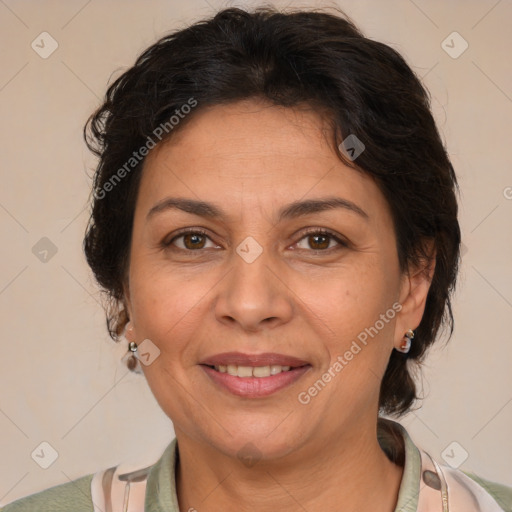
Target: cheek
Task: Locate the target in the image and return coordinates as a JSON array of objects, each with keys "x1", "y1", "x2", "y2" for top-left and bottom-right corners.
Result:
[
  {"x1": 299, "y1": 261, "x2": 397, "y2": 339},
  {"x1": 129, "y1": 260, "x2": 216, "y2": 354},
  {"x1": 298, "y1": 266, "x2": 399, "y2": 404}
]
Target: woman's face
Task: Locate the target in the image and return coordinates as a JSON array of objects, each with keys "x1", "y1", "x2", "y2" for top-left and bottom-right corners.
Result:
[{"x1": 124, "y1": 99, "x2": 429, "y2": 461}]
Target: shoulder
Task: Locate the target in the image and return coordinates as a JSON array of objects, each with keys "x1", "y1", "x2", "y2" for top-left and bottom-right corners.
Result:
[
  {"x1": 383, "y1": 419, "x2": 512, "y2": 512},
  {"x1": 463, "y1": 472, "x2": 512, "y2": 512},
  {"x1": 0, "y1": 473, "x2": 94, "y2": 512},
  {"x1": 0, "y1": 441, "x2": 177, "y2": 512}
]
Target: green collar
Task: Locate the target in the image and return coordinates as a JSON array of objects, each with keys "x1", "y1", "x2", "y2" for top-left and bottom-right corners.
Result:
[{"x1": 392, "y1": 421, "x2": 422, "y2": 512}]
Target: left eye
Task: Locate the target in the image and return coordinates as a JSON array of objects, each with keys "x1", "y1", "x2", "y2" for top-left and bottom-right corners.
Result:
[{"x1": 295, "y1": 231, "x2": 345, "y2": 251}]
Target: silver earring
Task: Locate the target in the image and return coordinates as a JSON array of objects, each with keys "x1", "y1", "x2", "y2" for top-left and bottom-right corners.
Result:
[
  {"x1": 396, "y1": 329, "x2": 414, "y2": 354},
  {"x1": 121, "y1": 338, "x2": 144, "y2": 374}
]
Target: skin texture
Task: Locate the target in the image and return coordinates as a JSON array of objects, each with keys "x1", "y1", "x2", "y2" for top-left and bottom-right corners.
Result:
[{"x1": 123, "y1": 99, "x2": 434, "y2": 511}]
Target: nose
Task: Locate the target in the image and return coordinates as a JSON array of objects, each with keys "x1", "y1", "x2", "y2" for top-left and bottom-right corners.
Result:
[{"x1": 214, "y1": 246, "x2": 294, "y2": 333}]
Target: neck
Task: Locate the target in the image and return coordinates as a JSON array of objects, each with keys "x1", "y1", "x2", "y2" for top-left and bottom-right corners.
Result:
[{"x1": 174, "y1": 419, "x2": 403, "y2": 512}]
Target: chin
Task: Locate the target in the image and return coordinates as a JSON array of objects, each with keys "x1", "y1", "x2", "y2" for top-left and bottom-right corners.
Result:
[{"x1": 204, "y1": 415, "x2": 309, "y2": 462}]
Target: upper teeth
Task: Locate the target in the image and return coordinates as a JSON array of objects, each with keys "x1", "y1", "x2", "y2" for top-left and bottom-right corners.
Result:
[{"x1": 215, "y1": 364, "x2": 291, "y2": 377}]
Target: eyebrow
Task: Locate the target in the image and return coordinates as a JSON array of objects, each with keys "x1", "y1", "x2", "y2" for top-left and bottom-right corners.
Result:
[{"x1": 146, "y1": 196, "x2": 369, "y2": 222}]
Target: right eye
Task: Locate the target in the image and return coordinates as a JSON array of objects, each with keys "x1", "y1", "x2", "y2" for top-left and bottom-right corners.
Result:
[{"x1": 162, "y1": 229, "x2": 220, "y2": 252}]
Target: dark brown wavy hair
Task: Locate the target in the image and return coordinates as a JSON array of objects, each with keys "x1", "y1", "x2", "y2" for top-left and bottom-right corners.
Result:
[{"x1": 83, "y1": 6, "x2": 460, "y2": 416}]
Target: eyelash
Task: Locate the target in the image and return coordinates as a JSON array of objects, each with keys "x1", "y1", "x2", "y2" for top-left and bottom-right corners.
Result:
[{"x1": 162, "y1": 227, "x2": 348, "y2": 254}]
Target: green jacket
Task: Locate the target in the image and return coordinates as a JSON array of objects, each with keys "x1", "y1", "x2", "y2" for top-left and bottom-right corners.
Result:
[{"x1": 2, "y1": 421, "x2": 511, "y2": 511}]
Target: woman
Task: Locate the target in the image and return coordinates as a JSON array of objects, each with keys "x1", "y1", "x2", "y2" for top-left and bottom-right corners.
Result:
[{"x1": 2, "y1": 6, "x2": 511, "y2": 512}]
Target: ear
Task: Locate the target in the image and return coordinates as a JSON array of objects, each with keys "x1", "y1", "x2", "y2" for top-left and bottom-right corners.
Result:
[{"x1": 394, "y1": 242, "x2": 436, "y2": 349}]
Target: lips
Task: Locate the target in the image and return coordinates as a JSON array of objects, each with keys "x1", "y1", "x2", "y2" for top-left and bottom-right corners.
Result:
[{"x1": 199, "y1": 352, "x2": 311, "y2": 398}]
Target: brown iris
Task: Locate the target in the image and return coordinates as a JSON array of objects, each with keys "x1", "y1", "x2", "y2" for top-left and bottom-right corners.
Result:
[
  {"x1": 308, "y1": 234, "x2": 330, "y2": 250},
  {"x1": 183, "y1": 233, "x2": 207, "y2": 250}
]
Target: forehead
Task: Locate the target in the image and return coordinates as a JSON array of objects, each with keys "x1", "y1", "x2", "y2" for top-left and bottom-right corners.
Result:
[{"x1": 136, "y1": 99, "x2": 388, "y2": 222}]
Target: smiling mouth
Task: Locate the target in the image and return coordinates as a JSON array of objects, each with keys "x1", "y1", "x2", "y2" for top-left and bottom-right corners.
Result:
[{"x1": 199, "y1": 352, "x2": 311, "y2": 397}]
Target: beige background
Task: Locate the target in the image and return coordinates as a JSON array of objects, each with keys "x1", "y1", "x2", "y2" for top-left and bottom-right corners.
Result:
[{"x1": 1, "y1": 0, "x2": 511, "y2": 504}]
